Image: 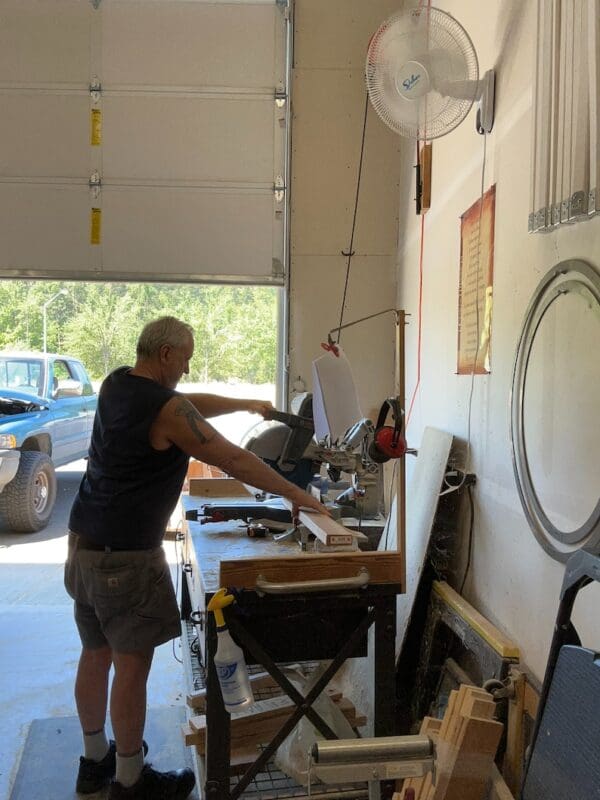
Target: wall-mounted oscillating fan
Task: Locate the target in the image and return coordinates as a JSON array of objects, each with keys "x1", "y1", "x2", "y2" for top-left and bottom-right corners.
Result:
[{"x1": 366, "y1": 6, "x2": 495, "y2": 140}]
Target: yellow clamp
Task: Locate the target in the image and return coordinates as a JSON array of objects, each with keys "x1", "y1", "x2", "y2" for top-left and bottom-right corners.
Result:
[{"x1": 207, "y1": 587, "x2": 235, "y2": 627}]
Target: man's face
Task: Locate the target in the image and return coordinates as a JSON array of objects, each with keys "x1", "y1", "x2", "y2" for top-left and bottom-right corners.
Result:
[{"x1": 161, "y1": 335, "x2": 194, "y2": 389}]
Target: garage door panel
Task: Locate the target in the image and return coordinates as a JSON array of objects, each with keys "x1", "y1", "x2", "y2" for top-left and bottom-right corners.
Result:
[
  {"x1": 103, "y1": 96, "x2": 274, "y2": 183},
  {"x1": 0, "y1": 0, "x2": 288, "y2": 284},
  {"x1": 0, "y1": 185, "x2": 92, "y2": 271},
  {"x1": 102, "y1": 2, "x2": 278, "y2": 89},
  {"x1": 102, "y1": 189, "x2": 275, "y2": 278},
  {"x1": 0, "y1": 94, "x2": 90, "y2": 178},
  {"x1": 0, "y1": 1, "x2": 91, "y2": 85}
]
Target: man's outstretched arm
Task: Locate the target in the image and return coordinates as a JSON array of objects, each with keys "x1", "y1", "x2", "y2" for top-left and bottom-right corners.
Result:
[
  {"x1": 154, "y1": 397, "x2": 327, "y2": 516},
  {"x1": 182, "y1": 392, "x2": 274, "y2": 419}
]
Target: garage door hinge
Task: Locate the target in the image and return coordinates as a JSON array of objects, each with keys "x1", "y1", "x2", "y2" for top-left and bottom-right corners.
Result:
[
  {"x1": 274, "y1": 175, "x2": 286, "y2": 203},
  {"x1": 275, "y1": 90, "x2": 287, "y2": 108},
  {"x1": 90, "y1": 0, "x2": 102, "y2": 9},
  {"x1": 89, "y1": 77, "x2": 102, "y2": 104},
  {"x1": 272, "y1": 258, "x2": 284, "y2": 279},
  {"x1": 89, "y1": 170, "x2": 102, "y2": 200}
]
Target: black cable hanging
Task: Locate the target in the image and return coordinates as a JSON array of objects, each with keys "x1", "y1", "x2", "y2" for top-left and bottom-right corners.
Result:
[{"x1": 336, "y1": 92, "x2": 370, "y2": 345}]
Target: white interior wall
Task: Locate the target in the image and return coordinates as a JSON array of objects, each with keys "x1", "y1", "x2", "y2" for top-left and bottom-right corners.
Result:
[
  {"x1": 289, "y1": 0, "x2": 402, "y2": 420},
  {"x1": 396, "y1": 0, "x2": 600, "y2": 679}
]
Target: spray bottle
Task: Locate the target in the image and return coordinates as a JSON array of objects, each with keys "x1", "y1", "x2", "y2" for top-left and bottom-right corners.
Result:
[{"x1": 207, "y1": 588, "x2": 254, "y2": 712}]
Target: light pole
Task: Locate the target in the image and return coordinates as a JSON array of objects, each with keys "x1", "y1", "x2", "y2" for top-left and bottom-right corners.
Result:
[{"x1": 42, "y1": 289, "x2": 69, "y2": 354}]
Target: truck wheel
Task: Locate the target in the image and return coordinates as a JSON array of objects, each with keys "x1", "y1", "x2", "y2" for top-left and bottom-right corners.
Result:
[{"x1": 2, "y1": 452, "x2": 58, "y2": 533}]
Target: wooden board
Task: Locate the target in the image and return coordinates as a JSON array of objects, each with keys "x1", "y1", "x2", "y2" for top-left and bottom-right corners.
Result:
[
  {"x1": 432, "y1": 582, "x2": 520, "y2": 660},
  {"x1": 401, "y1": 685, "x2": 502, "y2": 800},
  {"x1": 186, "y1": 673, "x2": 344, "y2": 713},
  {"x1": 488, "y1": 765, "x2": 515, "y2": 800},
  {"x1": 184, "y1": 692, "x2": 365, "y2": 753},
  {"x1": 441, "y1": 716, "x2": 503, "y2": 800},
  {"x1": 280, "y1": 499, "x2": 368, "y2": 545}
]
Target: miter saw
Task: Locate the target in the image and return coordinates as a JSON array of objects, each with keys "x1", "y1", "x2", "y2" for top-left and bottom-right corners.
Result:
[
  {"x1": 185, "y1": 393, "x2": 408, "y2": 541},
  {"x1": 245, "y1": 392, "x2": 402, "y2": 520}
]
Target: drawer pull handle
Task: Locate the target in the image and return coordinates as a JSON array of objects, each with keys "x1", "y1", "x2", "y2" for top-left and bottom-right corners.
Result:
[{"x1": 255, "y1": 567, "x2": 370, "y2": 595}]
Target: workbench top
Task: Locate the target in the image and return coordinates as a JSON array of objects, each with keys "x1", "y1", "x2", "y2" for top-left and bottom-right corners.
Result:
[
  {"x1": 181, "y1": 493, "x2": 300, "y2": 595},
  {"x1": 181, "y1": 491, "x2": 404, "y2": 595}
]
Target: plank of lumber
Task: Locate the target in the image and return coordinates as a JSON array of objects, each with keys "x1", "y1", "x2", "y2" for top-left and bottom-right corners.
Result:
[
  {"x1": 447, "y1": 686, "x2": 495, "y2": 745},
  {"x1": 434, "y1": 715, "x2": 503, "y2": 800},
  {"x1": 438, "y1": 690, "x2": 459, "y2": 741},
  {"x1": 182, "y1": 723, "x2": 200, "y2": 747},
  {"x1": 334, "y1": 697, "x2": 367, "y2": 727},
  {"x1": 416, "y1": 772, "x2": 432, "y2": 800},
  {"x1": 445, "y1": 685, "x2": 471, "y2": 745},
  {"x1": 503, "y1": 668, "x2": 526, "y2": 795},
  {"x1": 185, "y1": 693, "x2": 365, "y2": 754},
  {"x1": 187, "y1": 677, "x2": 344, "y2": 713},
  {"x1": 462, "y1": 696, "x2": 496, "y2": 721},
  {"x1": 188, "y1": 477, "x2": 251, "y2": 497},
  {"x1": 281, "y1": 498, "x2": 367, "y2": 545},
  {"x1": 398, "y1": 716, "x2": 441, "y2": 797},
  {"x1": 432, "y1": 582, "x2": 520, "y2": 660},
  {"x1": 488, "y1": 764, "x2": 515, "y2": 800}
]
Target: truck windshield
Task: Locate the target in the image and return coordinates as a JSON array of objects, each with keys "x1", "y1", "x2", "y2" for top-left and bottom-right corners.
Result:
[{"x1": 0, "y1": 358, "x2": 43, "y2": 396}]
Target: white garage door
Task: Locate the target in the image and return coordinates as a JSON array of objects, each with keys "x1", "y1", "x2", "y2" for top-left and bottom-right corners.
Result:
[{"x1": 0, "y1": 0, "x2": 289, "y2": 284}]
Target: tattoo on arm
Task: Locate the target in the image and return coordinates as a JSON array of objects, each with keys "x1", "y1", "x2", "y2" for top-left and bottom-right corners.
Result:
[{"x1": 174, "y1": 400, "x2": 210, "y2": 444}]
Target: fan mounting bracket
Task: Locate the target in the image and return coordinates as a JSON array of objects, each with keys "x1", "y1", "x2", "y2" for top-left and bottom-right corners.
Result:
[{"x1": 476, "y1": 69, "x2": 495, "y2": 135}]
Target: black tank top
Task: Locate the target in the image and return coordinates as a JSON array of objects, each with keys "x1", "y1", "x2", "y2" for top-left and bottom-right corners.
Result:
[{"x1": 69, "y1": 367, "x2": 189, "y2": 549}]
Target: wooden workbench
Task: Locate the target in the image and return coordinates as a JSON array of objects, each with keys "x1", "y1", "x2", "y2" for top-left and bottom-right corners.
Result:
[{"x1": 180, "y1": 489, "x2": 405, "y2": 800}]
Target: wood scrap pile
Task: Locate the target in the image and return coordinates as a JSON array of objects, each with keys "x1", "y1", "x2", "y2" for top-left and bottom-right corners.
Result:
[
  {"x1": 182, "y1": 673, "x2": 366, "y2": 774},
  {"x1": 396, "y1": 684, "x2": 503, "y2": 800}
]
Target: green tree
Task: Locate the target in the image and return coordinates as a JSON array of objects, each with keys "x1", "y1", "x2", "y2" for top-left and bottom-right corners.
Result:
[
  {"x1": 62, "y1": 286, "x2": 139, "y2": 379},
  {"x1": 0, "y1": 279, "x2": 279, "y2": 385}
]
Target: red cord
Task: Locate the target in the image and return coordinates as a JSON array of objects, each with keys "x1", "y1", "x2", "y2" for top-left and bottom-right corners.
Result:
[{"x1": 406, "y1": 211, "x2": 425, "y2": 426}]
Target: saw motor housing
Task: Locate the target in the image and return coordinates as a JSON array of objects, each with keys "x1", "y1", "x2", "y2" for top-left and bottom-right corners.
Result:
[{"x1": 244, "y1": 393, "x2": 383, "y2": 519}]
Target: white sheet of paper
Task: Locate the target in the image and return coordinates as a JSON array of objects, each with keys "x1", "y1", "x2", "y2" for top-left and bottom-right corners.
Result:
[{"x1": 311, "y1": 346, "x2": 362, "y2": 443}]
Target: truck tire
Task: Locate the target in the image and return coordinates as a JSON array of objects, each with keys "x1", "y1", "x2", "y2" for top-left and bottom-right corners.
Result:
[{"x1": 2, "y1": 452, "x2": 58, "y2": 533}]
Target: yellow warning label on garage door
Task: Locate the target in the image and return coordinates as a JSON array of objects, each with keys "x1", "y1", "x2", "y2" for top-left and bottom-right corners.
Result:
[
  {"x1": 90, "y1": 208, "x2": 102, "y2": 245},
  {"x1": 91, "y1": 109, "x2": 102, "y2": 146}
]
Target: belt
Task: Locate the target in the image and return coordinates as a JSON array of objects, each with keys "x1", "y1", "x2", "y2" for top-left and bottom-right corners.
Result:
[{"x1": 69, "y1": 531, "x2": 127, "y2": 553}]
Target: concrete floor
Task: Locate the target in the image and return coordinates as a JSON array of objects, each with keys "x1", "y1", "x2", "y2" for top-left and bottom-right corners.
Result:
[{"x1": 0, "y1": 461, "x2": 189, "y2": 799}]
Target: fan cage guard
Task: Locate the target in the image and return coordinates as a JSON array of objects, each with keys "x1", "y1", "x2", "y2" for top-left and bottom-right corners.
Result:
[{"x1": 366, "y1": 6, "x2": 479, "y2": 140}]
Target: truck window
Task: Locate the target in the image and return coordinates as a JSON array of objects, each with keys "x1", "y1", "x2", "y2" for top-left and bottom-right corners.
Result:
[
  {"x1": 0, "y1": 358, "x2": 43, "y2": 396},
  {"x1": 52, "y1": 360, "x2": 75, "y2": 384}
]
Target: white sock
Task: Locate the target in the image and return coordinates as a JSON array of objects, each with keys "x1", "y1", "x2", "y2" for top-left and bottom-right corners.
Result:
[
  {"x1": 83, "y1": 729, "x2": 110, "y2": 762},
  {"x1": 116, "y1": 748, "x2": 145, "y2": 788}
]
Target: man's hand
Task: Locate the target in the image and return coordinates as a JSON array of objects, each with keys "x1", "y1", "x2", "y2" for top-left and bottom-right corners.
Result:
[
  {"x1": 287, "y1": 488, "x2": 330, "y2": 519},
  {"x1": 246, "y1": 399, "x2": 275, "y2": 417}
]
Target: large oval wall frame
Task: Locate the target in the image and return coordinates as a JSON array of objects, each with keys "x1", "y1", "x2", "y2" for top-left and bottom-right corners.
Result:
[{"x1": 510, "y1": 259, "x2": 600, "y2": 562}]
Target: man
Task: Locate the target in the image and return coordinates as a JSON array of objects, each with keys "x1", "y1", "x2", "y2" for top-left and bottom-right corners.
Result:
[{"x1": 65, "y1": 316, "x2": 327, "y2": 799}]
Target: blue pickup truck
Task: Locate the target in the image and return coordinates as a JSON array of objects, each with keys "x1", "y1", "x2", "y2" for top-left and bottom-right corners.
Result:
[{"x1": 0, "y1": 351, "x2": 97, "y2": 532}]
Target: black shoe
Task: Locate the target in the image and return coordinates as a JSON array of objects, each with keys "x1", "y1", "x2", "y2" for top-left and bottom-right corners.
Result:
[
  {"x1": 108, "y1": 764, "x2": 195, "y2": 799},
  {"x1": 76, "y1": 740, "x2": 148, "y2": 794}
]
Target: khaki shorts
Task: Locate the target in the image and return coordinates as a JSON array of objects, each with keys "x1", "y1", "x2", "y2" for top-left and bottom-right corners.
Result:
[{"x1": 64, "y1": 533, "x2": 181, "y2": 653}]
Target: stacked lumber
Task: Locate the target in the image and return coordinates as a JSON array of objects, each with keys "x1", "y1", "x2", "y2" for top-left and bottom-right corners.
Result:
[
  {"x1": 182, "y1": 675, "x2": 366, "y2": 774},
  {"x1": 395, "y1": 685, "x2": 503, "y2": 800}
]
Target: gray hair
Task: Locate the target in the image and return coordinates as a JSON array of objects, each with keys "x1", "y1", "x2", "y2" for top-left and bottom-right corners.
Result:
[{"x1": 136, "y1": 316, "x2": 194, "y2": 358}]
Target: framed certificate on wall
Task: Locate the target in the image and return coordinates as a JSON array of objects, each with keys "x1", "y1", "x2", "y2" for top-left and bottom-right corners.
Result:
[{"x1": 457, "y1": 184, "x2": 495, "y2": 375}]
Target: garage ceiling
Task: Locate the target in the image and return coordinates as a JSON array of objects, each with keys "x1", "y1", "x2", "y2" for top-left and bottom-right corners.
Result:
[{"x1": 0, "y1": 0, "x2": 289, "y2": 284}]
